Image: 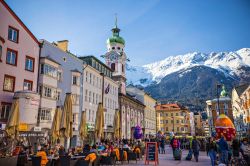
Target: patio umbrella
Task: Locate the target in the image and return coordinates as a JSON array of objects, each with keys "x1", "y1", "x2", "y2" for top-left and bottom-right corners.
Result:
[
  {"x1": 95, "y1": 103, "x2": 104, "y2": 141},
  {"x1": 5, "y1": 99, "x2": 19, "y2": 139},
  {"x1": 60, "y1": 93, "x2": 73, "y2": 139},
  {"x1": 51, "y1": 106, "x2": 62, "y2": 143},
  {"x1": 79, "y1": 111, "x2": 87, "y2": 140},
  {"x1": 113, "y1": 110, "x2": 120, "y2": 139}
]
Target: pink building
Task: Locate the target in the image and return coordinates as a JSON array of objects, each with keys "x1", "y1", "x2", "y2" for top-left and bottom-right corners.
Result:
[{"x1": 0, "y1": 0, "x2": 40, "y2": 127}]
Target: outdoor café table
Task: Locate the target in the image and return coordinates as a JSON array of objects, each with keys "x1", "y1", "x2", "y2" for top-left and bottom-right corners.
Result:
[{"x1": 71, "y1": 155, "x2": 85, "y2": 160}]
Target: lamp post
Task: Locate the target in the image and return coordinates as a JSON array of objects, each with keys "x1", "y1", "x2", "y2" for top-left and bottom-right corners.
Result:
[{"x1": 216, "y1": 84, "x2": 222, "y2": 114}]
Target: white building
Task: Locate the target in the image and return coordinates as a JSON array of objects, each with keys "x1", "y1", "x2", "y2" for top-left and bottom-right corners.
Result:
[
  {"x1": 126, "y1": 85, "x2": 156, "y2": 137},
  {"x1": 39, "y1": 40, "x2": 83, "y2": 146},
  {"x1": 79, "y1": 56, "x2": 119, "y2": 139}
]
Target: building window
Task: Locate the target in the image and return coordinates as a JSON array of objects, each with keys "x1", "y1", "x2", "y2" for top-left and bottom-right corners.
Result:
[
  {"x1": 25, "y1": 56, "x2": 35, "y2": 72},
  {"x1": 8, "y1": 26, "x2": 19, "y2": 43},
  {"x1": 39, "y1": 108, "x2": 51, "y2": 121},
  {"x1": 96, "y1": 94, "x2": 98, "y2": 104},
  {"x1": 57, "y1": 71, "x2": 62, "y2": 81},
  {"x1": 0, "y1": 102, "x2": 11, "y2": 120},
  {"x1": 176, "y1": 120, "x2": 179, "y2": 123},
  {"x1": 85, "y1": 90, "x2": 88, "y2": 102},
  {"x1": 44, "y1": 86, "x2": 52, "y2": 97},
  {"x1": 160, "y1": 120, "x2": 163, "y2": 124},
  {"x1": 111, "y1": 63, "x2": 115, "y2": 70},
  {"x1": 23, "y1": 79, "x2": 33, "y2": 91},
  {"x1": 3, "y1": 75, "x2": 15, "y2": 92},
  {"x1": 176, "y1": 113, "x2": 179, "y2": 116},
  {"x1": 72, "y1": 75, "x2": 79, "y2": 85},
  {"x1": 165, "y1": 120, "x2": 168, "y2": 123},
  {"x1": 6, "y1": 48, "x2": 17, "y2": 66},
  {"x1": 89, "y1": 73, "x2": 92, "y2": 84},
  {"x1": 0, "y1": 45, "x2": 2, "y2": 61},
  {"x1": 89, "y1": 91, "x2": 91, "y2": 103},
  {"x1": 40, "y1": 64, "x2": 58, "y2": 78},
  {"x1": 85, "y1": 71, "x2": 88, "y2": 82}
]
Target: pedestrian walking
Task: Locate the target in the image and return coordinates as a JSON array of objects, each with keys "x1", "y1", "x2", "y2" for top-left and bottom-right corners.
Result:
[
  {"x1": 217, "y1": 136, "x2": 229, "y2": 165},
  {"x1": 192, "y1": 136, "x2": 201, "y2": 162},
  {"x1": 160, "y1": 137, "x2": 165, "y2": 154},
  {"x1": 206, "y1": 137, "x2": 217, "y2": 166}
]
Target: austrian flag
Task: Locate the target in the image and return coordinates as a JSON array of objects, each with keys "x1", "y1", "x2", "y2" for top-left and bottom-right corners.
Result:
[{"x1": 105, "y1": 84, "x2": 110, "y2": 94}]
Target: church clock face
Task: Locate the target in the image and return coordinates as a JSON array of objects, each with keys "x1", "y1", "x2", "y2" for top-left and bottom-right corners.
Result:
[{"x1": 109, "y1": 53, "x2": 118, "y2": 62}]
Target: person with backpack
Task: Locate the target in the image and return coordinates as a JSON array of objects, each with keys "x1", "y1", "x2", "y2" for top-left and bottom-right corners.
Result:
[
  {"x1": 192, "y1": 136, "x2": 201, "y2": 162},
  {"x1": 171, "y1": 136, "x2": 181, "y2": 158},
  {"x1": 206, "y1": 137, "x2": 217, "y2": 166}
]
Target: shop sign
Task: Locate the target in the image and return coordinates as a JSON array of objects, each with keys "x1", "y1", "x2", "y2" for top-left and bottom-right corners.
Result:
[
  {"x1": 34, "y1": 126, "x2": 41, "y2": 132},
  {"x1": 19, "y1": 123, "x2": 28, "y2": 131}
]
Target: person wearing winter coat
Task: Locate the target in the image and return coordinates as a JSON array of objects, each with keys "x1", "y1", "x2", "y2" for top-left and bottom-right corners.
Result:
[
  {"x1": 206, "y1": 137, "x2": 217, "y2": 166},
  {"x1": 192, "y1": 136, "x2": 201, "y2": 162},
  {"x1": 217, "y1": 136, "x2": 229, "y2": 165}
]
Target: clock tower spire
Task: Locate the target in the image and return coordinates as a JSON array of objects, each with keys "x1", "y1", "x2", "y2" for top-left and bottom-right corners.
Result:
[{"x1": 104, "y1": 16, "x2": 127, "y2": 94}]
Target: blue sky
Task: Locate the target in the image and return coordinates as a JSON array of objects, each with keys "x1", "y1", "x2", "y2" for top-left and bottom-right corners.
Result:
[{"x1": 6, "y1": 0, "x2": 250, "y2": 66}]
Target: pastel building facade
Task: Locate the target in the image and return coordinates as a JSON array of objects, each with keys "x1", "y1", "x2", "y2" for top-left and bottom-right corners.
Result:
[
  {"x1": 39, "y1": 40, "x2": 83, "y2": 145},
  {"x1": 0, "y1": 1, "x2": 40, "y2": 128},
  {"x1": 79, "y1": 56, "x2": 119, "y2": 139},
  {"x1": 126, "y1": 85, "x2": 157, "y2": 137}
]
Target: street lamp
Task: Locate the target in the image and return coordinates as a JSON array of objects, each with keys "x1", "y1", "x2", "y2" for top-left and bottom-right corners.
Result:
[{"x1": 216, "y1": 84, "x2": 222, "y2": 114}]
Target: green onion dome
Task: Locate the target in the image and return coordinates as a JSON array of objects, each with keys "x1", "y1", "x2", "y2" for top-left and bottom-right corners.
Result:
[{"x1": 107, "y1": 25, "x2": 125, "y2": 45}]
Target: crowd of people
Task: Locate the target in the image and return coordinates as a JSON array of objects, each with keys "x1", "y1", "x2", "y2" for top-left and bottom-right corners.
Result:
[
  {"x1": 12, "y1": 139, "x2": 145, "y2": 166},
  {"x1": 165, "y1": 135, "x2": 250, "y2": 165}
]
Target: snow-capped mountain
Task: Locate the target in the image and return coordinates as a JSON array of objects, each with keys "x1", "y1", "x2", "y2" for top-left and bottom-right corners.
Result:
[{"x1": 127, "y1": 48, "x2": 250, "y2": 87}]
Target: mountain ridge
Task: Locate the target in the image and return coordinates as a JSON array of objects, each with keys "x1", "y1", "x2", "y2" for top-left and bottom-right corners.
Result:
[{"x1": 126, "y1": 48, "x2": 250, "y2": 111}]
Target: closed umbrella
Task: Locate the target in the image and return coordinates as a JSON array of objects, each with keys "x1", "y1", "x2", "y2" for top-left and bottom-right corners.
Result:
[
  {"x1": 60, "y1": 93, "x2": 73, "y2": 139},
  {"x1": 95, "y1": 103, "x2": 104, "y2": 141},
  {"x1": 51, "y1": 106, "x2": 62, "y2": 143},
  {"x1": 5, "y1": 99, "x2": 19, "y2": 139},
  {"x1": 113, "y1": 110, "x2": 120, "y2": 139},
  {"x1": 79, "y1": 111, "x2": 87, "y2": 141}
]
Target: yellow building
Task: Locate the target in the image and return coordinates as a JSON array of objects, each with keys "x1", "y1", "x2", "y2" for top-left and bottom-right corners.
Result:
[{"x1": 156, "y1": 103, "x2": 191, "y2": 135}]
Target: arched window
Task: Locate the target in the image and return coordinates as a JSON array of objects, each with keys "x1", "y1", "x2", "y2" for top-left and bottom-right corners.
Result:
[{"x1": 111, "y1": 63, "x2": 115, "y2": 70}]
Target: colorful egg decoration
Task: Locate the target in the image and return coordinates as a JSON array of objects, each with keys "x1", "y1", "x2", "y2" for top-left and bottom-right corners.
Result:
[{"x1": 215, "y1": 114, "x2": 236, "y2": 141}]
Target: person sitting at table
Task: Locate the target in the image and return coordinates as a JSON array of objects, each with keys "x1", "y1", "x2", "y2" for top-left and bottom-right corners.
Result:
[
  {"x1": 240, "y1": 138, "x2": 249, "y2": 163},
  {"x1": 58, "y1": 145, "x2": 66, "y2": 156},
  {"x1": 90, "y1": 145, "x2": 99, "y2": 155},
  {"x1": 80, "y1": 144, "x2": 90, "y2": 156},
  {"x1": 36, "y1": 147, "x2": 48, "y2": 166},
  {"x1": 123, "y1": 143, "x2": 131, "y2": 150},
  {"x1": 107, "y1": 142, "x2": 114, "y2": 152},
  {"x1": 17, "y1": 146, "x2": 28, "y2": 166}
]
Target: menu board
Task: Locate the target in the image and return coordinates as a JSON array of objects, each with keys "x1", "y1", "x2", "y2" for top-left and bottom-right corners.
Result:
[{"x1": 145, "y1": 142, "x2": 159, "y2": 165}]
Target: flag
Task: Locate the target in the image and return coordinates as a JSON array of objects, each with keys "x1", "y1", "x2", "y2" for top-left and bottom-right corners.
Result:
[{"x1": 105, "y1": 84, "x2": 110, "y2": 94}]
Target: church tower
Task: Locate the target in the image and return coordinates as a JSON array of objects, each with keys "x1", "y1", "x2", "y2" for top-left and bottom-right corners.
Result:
[{"x1": 104, "y1": 17, "x2": 127, "y2": 94}]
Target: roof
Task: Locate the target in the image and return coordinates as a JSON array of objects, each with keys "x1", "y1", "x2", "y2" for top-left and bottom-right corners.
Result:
[
  {"x1": 79, "y1": 55, "x2": 114, "y2": 72},
  {"x1": 119, "y1": 93, "x2": 145, "y2": 107},
  {"x1": 234, "y1": 84, "x2": 249, "y2": 96},
  {"x1": 155, "y1": 103, "x2": 188, "y2": 111},
  {"x1": 71, "y1": 69, "x2": 82, "y2": 73},
  {"x1": 1, "y1": 0, "x2": 39, "y2": 45}
]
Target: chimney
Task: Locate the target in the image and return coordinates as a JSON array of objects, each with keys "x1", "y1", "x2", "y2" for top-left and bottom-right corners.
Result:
[{"x1": 57, "y1": 40, "x2": 68, "y2": 52}]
